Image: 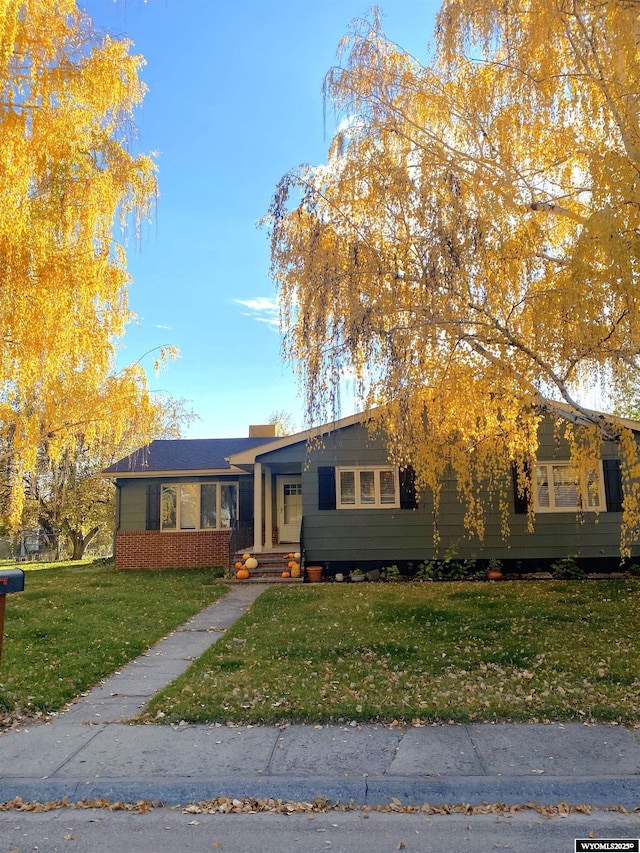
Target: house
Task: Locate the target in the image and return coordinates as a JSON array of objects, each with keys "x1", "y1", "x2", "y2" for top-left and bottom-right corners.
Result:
[{"x1": 103, "y1": 411, "x2": 640, "y2": 575}]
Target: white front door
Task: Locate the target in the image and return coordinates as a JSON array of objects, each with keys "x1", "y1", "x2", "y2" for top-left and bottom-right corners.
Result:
[{"x1": 277, "y1": 476, "x2": 302, "y2": 543}]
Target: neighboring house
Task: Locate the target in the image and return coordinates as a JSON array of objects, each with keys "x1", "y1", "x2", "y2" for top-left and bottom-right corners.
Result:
[
  {"x1": 103, "y1": 411, "x2": 640, "y2": 574},
  {"x1": 15, "y1": 528, "x2": 56, "y2": 562}
]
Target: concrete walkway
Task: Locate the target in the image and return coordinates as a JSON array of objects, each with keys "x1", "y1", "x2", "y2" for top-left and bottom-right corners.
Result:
[{"x1": 1, "y1": 584, "x2": 639, "y2": 808}]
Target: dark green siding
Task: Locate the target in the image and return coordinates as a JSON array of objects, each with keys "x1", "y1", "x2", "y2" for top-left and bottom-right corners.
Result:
[
  {"x1": 302, "y1": 424, "x2": 431, "y2": 562},
  {"x1": 257, "y1": 441, "x2": 307, "y2": 465},
  {"x1": 118, "y1": 480, "x2": 148, "y2": 531},
  {"x1": 300, "y1": 421, "x2": 638, "y2": 565}
]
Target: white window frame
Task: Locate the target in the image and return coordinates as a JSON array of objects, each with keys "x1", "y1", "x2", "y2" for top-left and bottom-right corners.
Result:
[
  {"x1": 534, "y1": 461, "x2": 605, "y2": 513},
  {"x1": 160, "y1": 482, "x2": 239, "y2": 530},
  {"x1": 336, "y1": 466, "x2": 400, "y2": 509}
]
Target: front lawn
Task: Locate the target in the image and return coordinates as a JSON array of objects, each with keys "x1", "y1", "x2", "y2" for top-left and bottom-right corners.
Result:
[
  {"x1": 0, "y1": 560, "x2": 226, "y2": 720},
  {"x1": 143, "y1": 581, "x2": 640, "y2": 725}
]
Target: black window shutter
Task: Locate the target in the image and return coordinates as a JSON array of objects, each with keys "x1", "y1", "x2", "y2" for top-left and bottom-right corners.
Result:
[
  {"x1": 318, "y1": 466, "x2": 336, "y2": 510},
  {"x1": 399, "y1": 466, "x2": 418, "y2": 509},
  {"x1": 512, "y1": 465, "x2": 529, "y2": 514},
  {"x1": 146, "y1": 483, "x2": 161, "y2": 530},
  {"x1": 602, "y1": 459, "x2": 623, "y2": 512}
]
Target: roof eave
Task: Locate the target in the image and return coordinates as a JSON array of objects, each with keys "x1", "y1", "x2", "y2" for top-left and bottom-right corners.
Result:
[
  {"x1": 102, "y1": 466, "x2": 249, "y2": 479},
  {"x1": 227, "y1": 410, "x2": 372, "y2": 465}
]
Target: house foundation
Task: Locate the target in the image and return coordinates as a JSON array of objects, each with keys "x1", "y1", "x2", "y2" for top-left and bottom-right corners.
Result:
[{"x1": 115, "y1": 530, "x2": 229, "y2": 570}]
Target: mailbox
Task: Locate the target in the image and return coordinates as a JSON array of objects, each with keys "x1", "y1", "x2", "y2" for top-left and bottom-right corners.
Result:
[
  {"x1": 0, "y1": 568, "x2": 25, "y2": 594},
  {"x1": 0, "y1": 568, "x2": 24, "y2": 665}
]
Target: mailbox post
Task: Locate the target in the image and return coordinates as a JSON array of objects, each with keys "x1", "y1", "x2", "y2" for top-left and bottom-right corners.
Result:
[{"x1": 0, "y1": 568, "x2": 25, "y2": 667}]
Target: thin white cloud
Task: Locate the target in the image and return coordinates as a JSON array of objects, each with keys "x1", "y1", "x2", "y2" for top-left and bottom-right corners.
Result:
[
  {"x1": 337, "y1": 114, "x2": 362, "y2": 133},
  {"x1": 154, "y1": 324, "x2": 172, "y2": 330},
  {"x1": 234, "y1": 296, "x2": 279, "y2": 331}
]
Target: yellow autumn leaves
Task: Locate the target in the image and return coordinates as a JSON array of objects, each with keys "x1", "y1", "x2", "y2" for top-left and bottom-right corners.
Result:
[
  {"x1": 0, "y1": 1, "x2": 162, "y2": 526},
  {"x1": 267, "y1": 1, "x2": 640, "y2": 554}
]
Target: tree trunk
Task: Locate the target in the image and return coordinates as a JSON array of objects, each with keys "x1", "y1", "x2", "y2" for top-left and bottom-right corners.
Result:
[
  {"x1": 70, "y1": 534, "x2": 85, "y2": 561},
  {"x1": 68, "y1": 526, "x2": 100, "y2": 561}
]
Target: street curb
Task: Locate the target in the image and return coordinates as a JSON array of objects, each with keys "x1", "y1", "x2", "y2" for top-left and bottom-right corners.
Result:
[{"x1": 1, "y1": 776, "x2": 639, "y2": 809}]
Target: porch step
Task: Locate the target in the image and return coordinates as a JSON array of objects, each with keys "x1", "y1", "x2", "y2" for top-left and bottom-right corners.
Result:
[{"x1": 232, "y1": 549, "x2": 302, "y2": 581}]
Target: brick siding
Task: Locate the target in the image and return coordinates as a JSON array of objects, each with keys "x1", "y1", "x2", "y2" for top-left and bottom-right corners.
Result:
[
  {"x1": 262, "y1": 526, "x2": 279, "y2": 547},
  {"x1": 115, "y1": 530, "x2": 230, "y2": 570}
]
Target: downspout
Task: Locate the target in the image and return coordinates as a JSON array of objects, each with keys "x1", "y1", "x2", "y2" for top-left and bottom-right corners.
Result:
[
  {"x1": 114, "y1": 480, "x2": 122, "y2": 531},
  {"x1": 113, "y1": 479, "x2": 122, "y2": 561}
]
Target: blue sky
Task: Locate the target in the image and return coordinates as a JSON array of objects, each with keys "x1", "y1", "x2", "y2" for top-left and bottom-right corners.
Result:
[{"x1": 82, "y1": 0, "x2": 439, "y2": 437}]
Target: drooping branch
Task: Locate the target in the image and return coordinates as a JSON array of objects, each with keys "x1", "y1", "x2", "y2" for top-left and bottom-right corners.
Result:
[{"x1": 268, "y1": 2, "x2": 640, "y2": 555}]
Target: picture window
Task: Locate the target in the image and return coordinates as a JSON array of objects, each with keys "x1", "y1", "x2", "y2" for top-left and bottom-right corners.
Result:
[
  {"x1": 336, "y1": 467, "x2": 399, "y2": 509},
  {"x1": 534, "y1": 462, "x2": 602, "y2": 512}
]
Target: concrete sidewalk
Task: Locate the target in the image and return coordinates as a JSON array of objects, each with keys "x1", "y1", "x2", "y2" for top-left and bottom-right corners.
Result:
[{"x1": 1, "y1": 584, "x2": 639, "y2": 809}]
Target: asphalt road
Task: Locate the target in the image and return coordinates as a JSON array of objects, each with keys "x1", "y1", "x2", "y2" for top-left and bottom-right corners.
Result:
[{"x1": 1, "y1": 809, "x2": 640, "y2": 853}]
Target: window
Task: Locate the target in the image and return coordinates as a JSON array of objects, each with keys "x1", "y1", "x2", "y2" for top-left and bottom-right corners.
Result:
[
  {"x1": 161, "y1": 482, "x2": 238, "y2": 530},
  {"x1": 336, "y1": 467, "x2": 399, "y2": 509},
  {"x1": 534, "y1": 462, "x2": 603, "y2": 512}
]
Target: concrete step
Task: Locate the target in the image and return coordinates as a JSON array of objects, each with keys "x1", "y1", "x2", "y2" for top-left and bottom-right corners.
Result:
[{"x1": 231, "y1": 550, "x2": 303, "y2": 583}]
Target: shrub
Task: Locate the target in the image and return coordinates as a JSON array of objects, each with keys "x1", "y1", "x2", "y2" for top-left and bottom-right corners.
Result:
[
  {"x1": 417, "y1": 552, "x2": 480, "y2": 581},
  {"x1": 381, "y1": 564, "x2": 401, "y2": 580},
  {"x1": 551, "y1": 554, "x2": 584, "y2": 579}
]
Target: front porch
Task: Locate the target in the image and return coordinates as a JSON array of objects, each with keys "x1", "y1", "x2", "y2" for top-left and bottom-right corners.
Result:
[
  {"x1": 226, "y1": 438, "x2": 309, "y2": 581},
  {"x1": 243, "y1": 459, "x2": 303, "y2": 555}
]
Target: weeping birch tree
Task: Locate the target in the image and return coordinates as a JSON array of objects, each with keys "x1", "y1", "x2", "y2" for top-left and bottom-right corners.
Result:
[
  {"x1": 266, "y1": 0, "x2": 640, "y2": 554},
  {"x1": 19, "y1": 394, "x2": 195, "y2": 560},
  {"x1": 0, "y1": 0, "x2": 164, "y2": 528}
]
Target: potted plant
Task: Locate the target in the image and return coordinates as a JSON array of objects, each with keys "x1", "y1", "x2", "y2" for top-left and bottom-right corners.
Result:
[
  {"x1": 486, "y1": 558, "x2": 503, "y2": 581},
  {"x1": 349, "y1": 569, "x2": 366, "y2": 582}
]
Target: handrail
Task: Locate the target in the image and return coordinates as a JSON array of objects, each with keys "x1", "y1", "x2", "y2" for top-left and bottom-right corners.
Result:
[
  {"x1": 299, "y1": 515, "x2": 305, "y2": 569},
  {"x1": 227, "y1": 521, "x2": 253, "y2": 573},
  {"x1": 228, "y1": 525, "x2": 238, "y2": 575}
]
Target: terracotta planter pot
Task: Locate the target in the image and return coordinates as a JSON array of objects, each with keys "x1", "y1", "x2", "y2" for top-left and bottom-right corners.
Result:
[
  {"x1": 305, "y1": 565, "x2": 323, "y2": 583},
  {"x1": 487, "y1": 570, "x2": 503, "y2": 580}
]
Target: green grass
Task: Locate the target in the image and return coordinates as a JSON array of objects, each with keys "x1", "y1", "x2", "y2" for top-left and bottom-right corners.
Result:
[
  {"x1": 0, "y1": 560, "x2": 227, "y2": 717},
  {"x1": 143, "y1": 581, "x2": 640, "y2": 726}
]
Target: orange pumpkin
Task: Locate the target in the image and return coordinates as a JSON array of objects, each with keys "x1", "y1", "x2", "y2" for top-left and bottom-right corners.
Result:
[
  {"x1": 281, "y1": 571, "x2": 291, "y2": 578},
  {"x1": 288, "y1": 552, "x2": 295, "y2": 559},
  {"x1": 236, "y1": 568, "x2": 250, "y2": 580},
  {"x1": 288, "y1": 560, "x2": 296, "y2": 569},
  {"x1": 234, "y1": 561, "x2": 244, "y2": 570}
]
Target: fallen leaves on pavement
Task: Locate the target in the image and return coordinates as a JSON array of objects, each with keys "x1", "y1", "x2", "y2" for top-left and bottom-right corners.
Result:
[{"x1": 1, "y1": 796, "x2": 637, "y2": 818}]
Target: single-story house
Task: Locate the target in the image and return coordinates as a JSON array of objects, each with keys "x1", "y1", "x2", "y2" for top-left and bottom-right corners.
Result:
[{"x1": 103, "y1": 411, "x2": 640, "y2": 574}]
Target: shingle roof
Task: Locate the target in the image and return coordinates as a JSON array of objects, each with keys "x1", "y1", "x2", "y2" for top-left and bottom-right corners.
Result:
[{"x1": 103, "y1": 437, "x2": 273, "y2": 475}]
